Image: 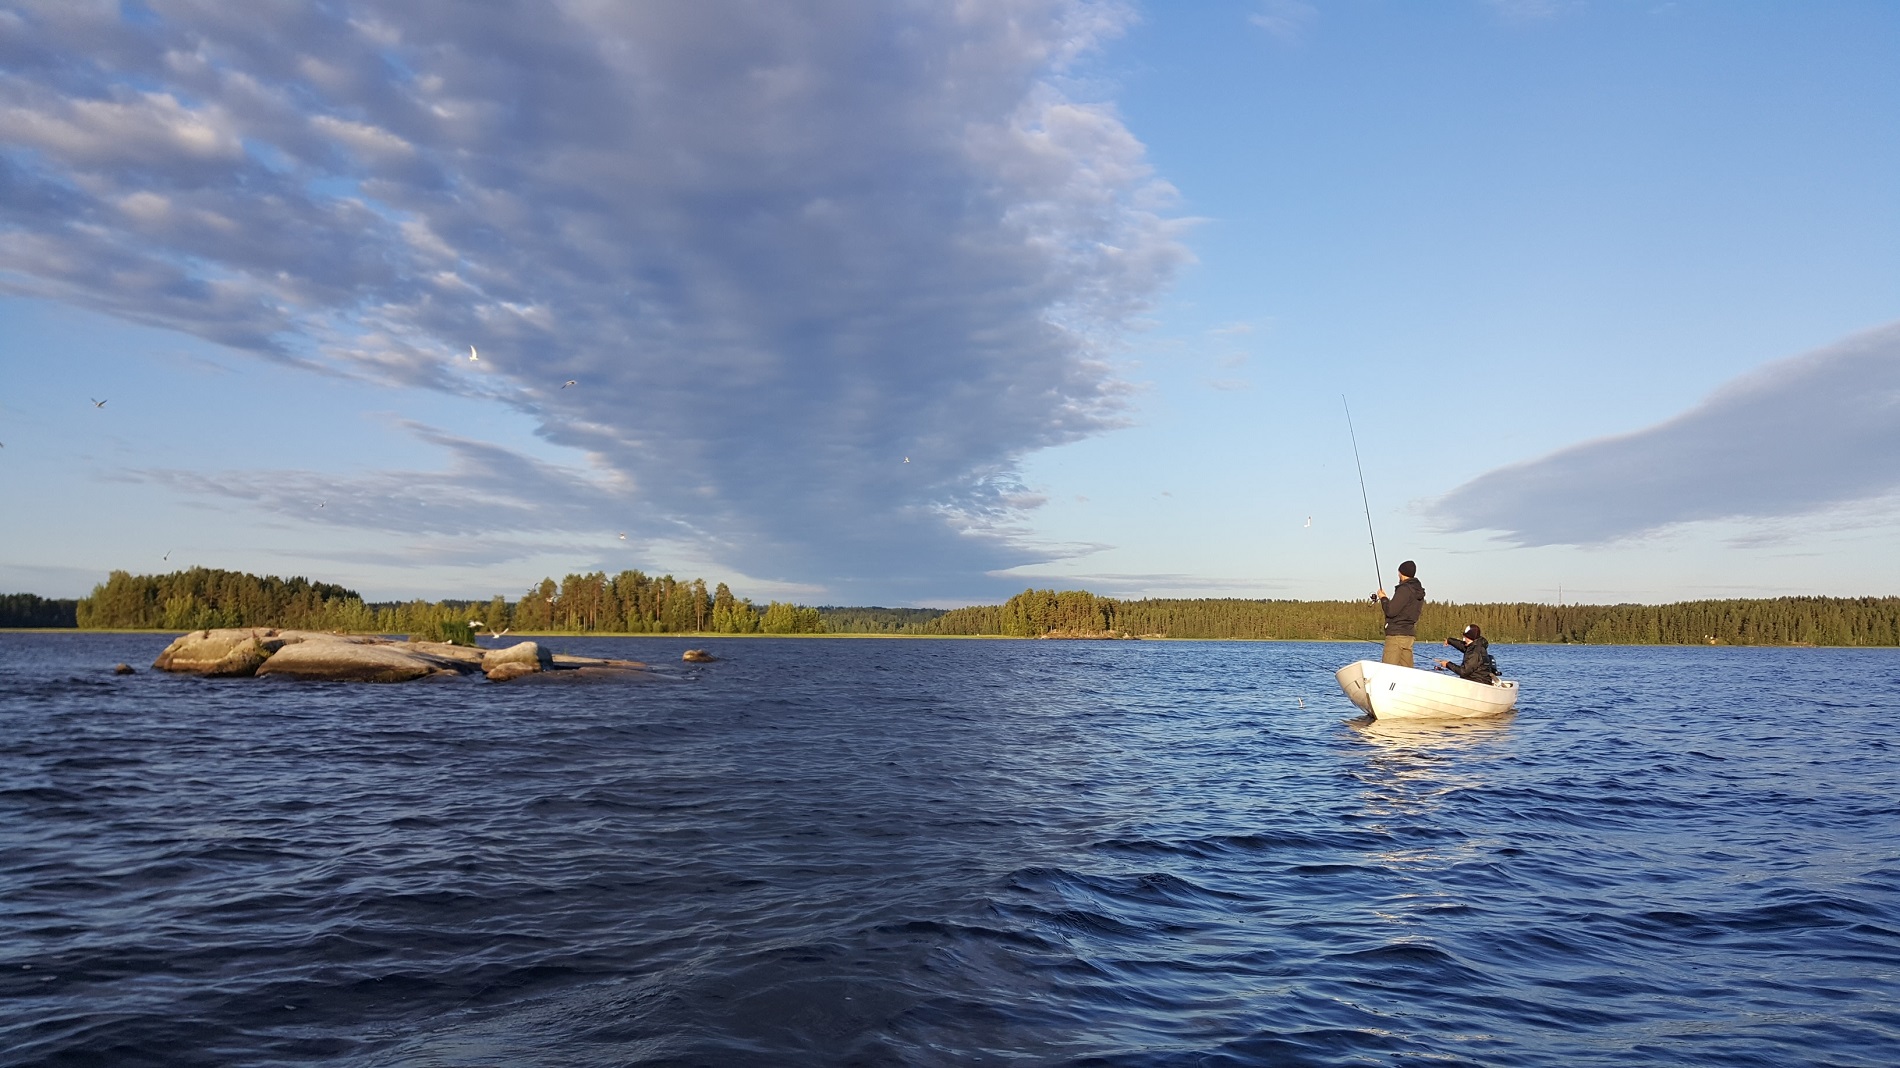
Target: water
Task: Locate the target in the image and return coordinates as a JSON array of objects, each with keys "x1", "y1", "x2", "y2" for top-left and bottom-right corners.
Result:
[{"x1": 3, "y1": 633, "x2": 1897, "y2": 1067}]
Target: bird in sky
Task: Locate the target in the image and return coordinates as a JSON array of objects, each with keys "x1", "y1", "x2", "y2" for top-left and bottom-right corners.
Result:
[
  {"x1": 469, "y1": 345, "x2": 479, "y2": 361},
  {"x1": 618, "y1": 532, "x2": 627, "y2": 540},
  {"x1": 903, "y1": 457, "x2": 910, "y2": 463},
  {"x1": 317, "y1": 500, "x2": 326, "y2": 508},
  {"x1": 90, "y1": 398, "x2": 106, "y2": 408},
  {"x1": 163, "y1": 550, "x2": 171, "y2": 561},
  {"x1": 1305, "y1": 516, "x2": 1312, "y2": 528},
  {"x1": 562, "y1": 380, "x2": 578, "y2": 388}
]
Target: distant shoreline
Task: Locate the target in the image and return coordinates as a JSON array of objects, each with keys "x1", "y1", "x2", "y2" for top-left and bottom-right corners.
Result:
[
  {"x1": 14, "y1": 570, "x2": 1896, "y2": 645},
  {"x1": 5, "y1": 628, "x2": 1893, "y2": 649}
]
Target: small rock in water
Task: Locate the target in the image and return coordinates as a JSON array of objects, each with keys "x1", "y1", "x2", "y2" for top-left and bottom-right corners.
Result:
[
  {"x1": 682, "y1": 649, "x2": 716, "y2": 663},
  {"x1": 113, "y1": 663, "x2": 136, "y2": 675}
]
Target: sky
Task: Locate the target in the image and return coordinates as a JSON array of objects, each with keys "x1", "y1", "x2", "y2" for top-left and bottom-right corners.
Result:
[{"x1": 1, "y1": 0, "x2": 1895, "y2": 607}]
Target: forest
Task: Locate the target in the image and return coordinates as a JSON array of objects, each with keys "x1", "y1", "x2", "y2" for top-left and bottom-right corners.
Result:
[
  {"x1": 59, "y1": 568, "x2": 822, "y2": 635},
  {"x1": 10, "y1": 570, "x2": 1897, "y2": 646},
  {"x1": 0, "y1": 592, "x2": 78, "y2": 628}
]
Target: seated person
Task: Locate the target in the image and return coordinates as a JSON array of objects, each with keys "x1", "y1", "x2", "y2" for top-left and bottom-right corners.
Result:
[{"x1": 1435, "y1": 623, "x2": 1501, "y2": 684}]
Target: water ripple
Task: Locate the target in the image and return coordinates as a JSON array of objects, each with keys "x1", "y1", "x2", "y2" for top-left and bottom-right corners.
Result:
[{"x1": 2, "y1": 634, "x2": 1898, "y2": 1066}]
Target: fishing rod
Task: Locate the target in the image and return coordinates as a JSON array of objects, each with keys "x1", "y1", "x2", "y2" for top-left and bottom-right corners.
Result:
[{"x1": 1341, "y1": 395, "x2": 1384, "y2": 598}]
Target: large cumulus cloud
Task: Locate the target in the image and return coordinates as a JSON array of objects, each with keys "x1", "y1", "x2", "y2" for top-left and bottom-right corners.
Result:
[
  {"x1": 1427, "y1": 321, "x2": 1900, "y2": 546},
  {"x1": 0, "y1": 0, "x2": 1188, "y2": 600}
]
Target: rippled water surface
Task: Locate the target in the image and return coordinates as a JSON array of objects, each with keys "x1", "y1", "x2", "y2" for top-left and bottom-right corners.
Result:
[{"x1": 3, "y1": 634, "x2": 1898, "y2": 1066}]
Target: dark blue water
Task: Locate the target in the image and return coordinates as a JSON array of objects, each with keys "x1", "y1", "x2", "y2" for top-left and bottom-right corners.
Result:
[{"x1": 3, "y1": 634, "x2": 1897, "y2": 1067}]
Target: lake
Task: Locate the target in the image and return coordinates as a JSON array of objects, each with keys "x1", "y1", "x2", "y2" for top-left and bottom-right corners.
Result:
[{"x1": 2, "y1": 633, "x2": 1897, "y2": 1066}]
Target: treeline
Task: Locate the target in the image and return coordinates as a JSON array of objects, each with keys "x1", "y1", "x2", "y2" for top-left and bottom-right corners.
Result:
[
  {"x1": 816, "y1": 607, "x2": 951, "y2": 633},
  {"x1": 882, "y1": 589, "x2": 1900, "y2": 646},
  {"x1": 77, "y1": 569, "x2": 370, "y2": 631},
  {"x1": 68, "y1": 568, "x2": 822, "y2": 635},
  {"x1": 508, "y1": 572, "x2": 821, "y2": 634},
  {"x1": 36, "y1": 570, "x2": 1900, "y2": 646},
  {"x1": 1, "y1": 593, "x2": 79, "y2": 627}
]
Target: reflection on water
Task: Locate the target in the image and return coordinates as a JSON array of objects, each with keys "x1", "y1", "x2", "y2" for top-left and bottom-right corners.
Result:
[
  {"x1": 1343, "y1": 713, "x2": 1517, "y2": 877},
  {"x1": 1347, "y1": 710, "x2": 1517, "y2": 750}
]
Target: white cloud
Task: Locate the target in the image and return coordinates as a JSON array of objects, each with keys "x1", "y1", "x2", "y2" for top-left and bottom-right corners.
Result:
[
  {"x1": 0, "y1": 0, "x2": 1188, "y2": 602},
  {"x1": 1251, "y1": 0, "x2": 1317, "y2": 43},
  {"x1": 1426, "y1": 321, "x2": 1900, "y2": 546}
]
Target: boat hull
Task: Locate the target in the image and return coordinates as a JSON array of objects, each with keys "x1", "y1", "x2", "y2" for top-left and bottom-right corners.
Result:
[{"x1": 1335, "y1": 659, "x2": 1519, "y2": 720}]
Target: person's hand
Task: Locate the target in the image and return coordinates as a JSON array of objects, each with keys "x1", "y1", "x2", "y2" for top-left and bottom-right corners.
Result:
[
  {"x1": 1374, "y1": 588, "x2": 1386, "y2": 600},
  {"x1": 1435, "y1": 659, "x2": 1449, "y2": 670}
]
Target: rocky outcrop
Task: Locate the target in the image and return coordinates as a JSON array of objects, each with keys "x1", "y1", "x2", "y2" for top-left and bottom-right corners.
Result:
[
  {"x1": 256, "y1": 640, "x2": 472, "y2": 683},
  {"x1": 153, "y1": 628, "x2": 301, "y2": 676},
  {"x1": 485, "y1": 661, "x2": 540, "y2": 682},
  {"x1": 545, "y1": 653, "x2": 654, "y2": 680},
  {"x1": 150, "y1": 629, "x2": 652, "y2": 683},
  {"x1": 482, "y1": 641, "x2": 552, "y2": 675}
]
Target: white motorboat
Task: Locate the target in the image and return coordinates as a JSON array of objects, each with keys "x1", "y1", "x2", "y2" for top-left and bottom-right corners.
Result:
[{"x1": 1335, "y1": 659, "x2": 1519, "y2": 720}]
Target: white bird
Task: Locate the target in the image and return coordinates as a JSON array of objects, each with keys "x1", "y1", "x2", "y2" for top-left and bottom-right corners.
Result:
[
  {"x1": 1304, "y1": 516, "x2": 1312, "y2": 528},
  {"x1": 469, "y1": 345, "x2": 479, "y2": 361},
  {"x1": 903, "y1": 457, "x2": 910, "y2": 463},
  {"x1": 91, "y1": 398, "x2": 107, "y2": 408},
  {"x1": 617, "y1": 532, "x2": 627, "y2": 540},
  {"x1": 317, "y1": 501, "x2": 326, "y2": 508},
  {"x1": 562, "y1": 380, "x2": 578, "y2": 388}
]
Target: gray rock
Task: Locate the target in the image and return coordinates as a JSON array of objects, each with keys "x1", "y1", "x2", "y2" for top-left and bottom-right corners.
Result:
[
  {"x1": 481, "y1": 641, "x2": 551, "y2": 677},
  {"x1": 256, "y1": 640, "x2": 474, "y2": 683},
  {"x1": 152, "y1": 628, "x2": 304, "y2": 677},
  {"x1": 485, "y1": 661, "x2": 540, "y2": 682},
  {"x1": 151, "y1": 629, "x2": 655, "y2": 684}
]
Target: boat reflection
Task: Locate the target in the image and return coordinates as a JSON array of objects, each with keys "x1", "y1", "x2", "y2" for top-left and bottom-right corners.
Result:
[
  {"x1": 1340, "y1": 712, "x2": 1514, "y2": 824},
  {"x1": 1346, "y1": 712, "x2": 1515, "y2": 753}
]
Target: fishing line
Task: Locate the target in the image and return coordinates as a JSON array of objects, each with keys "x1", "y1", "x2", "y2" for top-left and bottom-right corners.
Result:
[{"x1": 1341, "y1": 395, "x2": 1383, "y2": 594}]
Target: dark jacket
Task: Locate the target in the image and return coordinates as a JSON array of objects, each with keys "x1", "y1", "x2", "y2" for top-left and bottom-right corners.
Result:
[
  {"x1": 1380, "y1": 578, "x2": 1424, "y2": 637},
  {"x1": 1444, "y1": 635, "x2": 1500, "y2": 683}
]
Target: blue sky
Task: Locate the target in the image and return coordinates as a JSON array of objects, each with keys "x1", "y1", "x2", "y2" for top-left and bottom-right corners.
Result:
[{"x1": 1, "y1": 0, "x2": 1895, "y2": 607}]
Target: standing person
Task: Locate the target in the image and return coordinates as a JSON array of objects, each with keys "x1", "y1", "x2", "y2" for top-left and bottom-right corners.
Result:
[
  {"x1": 1373, "y1": 560, "x2": 1424, "y2": 666},
  {"x1": 1436, "y1": 623, "x2": 1501, "y2": 683}
]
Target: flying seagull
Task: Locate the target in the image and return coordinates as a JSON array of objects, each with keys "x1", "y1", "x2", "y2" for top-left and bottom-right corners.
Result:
[
  {"x1": 562, "y1": 380, "x2": 578, "y2": 388},
  {"x1": 903, "y1": 457, "x2": 910, "y2": 463},
  {"x1": 91, "y1": 398, "x2": 107, "y2": 408},
  {"x1": 1305, "y1": 516, "x2": 1312, "y2": 528},
  {"x1": 618, "y1": 532, "x2": 627, "y2": 540},
  {"x1": 469, "y1": 345, "x2": 479, "y2": 361}
]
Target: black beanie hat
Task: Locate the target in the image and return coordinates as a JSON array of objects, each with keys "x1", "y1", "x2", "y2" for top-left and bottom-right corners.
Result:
[{"x1": 1398, "y1": 560, "x2": 1416, "y2": 578}]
